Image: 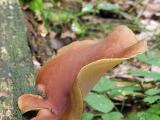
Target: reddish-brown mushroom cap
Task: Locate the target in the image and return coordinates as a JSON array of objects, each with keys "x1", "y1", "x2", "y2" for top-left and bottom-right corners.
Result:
[
  {"x1": 18, "y1": 25, "x2": 147, "y2": 120},
  {"x1": 77, "y1": 40, "x2": 147, "y2": 97}
]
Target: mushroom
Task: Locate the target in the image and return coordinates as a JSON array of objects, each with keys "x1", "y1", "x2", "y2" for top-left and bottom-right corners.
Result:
[{"x1": 18, "y1": 25, "x2": 147, "y2": 120}]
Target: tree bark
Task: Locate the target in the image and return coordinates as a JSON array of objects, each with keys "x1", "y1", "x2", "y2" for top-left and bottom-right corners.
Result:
[{"x1": 0, "y1": 0, "x2": 35, "y2": 119}]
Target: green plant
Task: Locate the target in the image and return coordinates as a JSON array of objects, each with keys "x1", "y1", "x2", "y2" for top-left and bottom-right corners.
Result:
[
  {"x1": 126, "y1": 51, "x2": 160, "y2": 119},
  {"x1": 82, "y1": 49, "x2": 160, "y2": 120},
  {"x1": 19, "y1": 0, "x2": 142, "y2": 36}
]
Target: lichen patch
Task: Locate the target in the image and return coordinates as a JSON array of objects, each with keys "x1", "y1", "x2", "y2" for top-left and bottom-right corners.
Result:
[
  {"x1": 0, "y1": 0, "x2": 15, "y2": 6},
  {"x1": 0, "y1": 47, "x2": 9, "y2": 61}
]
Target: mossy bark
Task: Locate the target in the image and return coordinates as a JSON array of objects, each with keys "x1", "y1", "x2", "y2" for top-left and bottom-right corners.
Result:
[{"x1": 0, "y1": 0, "x2": 36, "y2": 119}]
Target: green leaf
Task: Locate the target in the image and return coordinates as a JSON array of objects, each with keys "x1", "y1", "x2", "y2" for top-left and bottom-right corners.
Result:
[
  {"x1": 50, "y1": 0, "x2": 58, "y2": 4},
  {"x1": 42, "y1": 10, "x2": 52, "y2": 21},
  {"x1": 29, "y1": 0, "x2": 43, "y2": 12},
  {"x1": 93, "y1": 77, "x2": 115, "y2": 92},
  {"x1": 137, "y1": 112, "x2": 160, "y2": 120},
  {"x1": 102, "y1": 112, "x2": 123, "y2": 120},
  {"x1": 85, "y1": 93, "x2": 114, "y2": 113},
  {"x1": 143, "y1": 96, "x2": 160, "y2": 104},
  {"x1": 120, "y1": 86, "x2": 141, "y2": 96},
  {"x1": 71, "y1": 20, "x2": 86, "y2": 35},
  {"x1": 97, "y1": 2, "x2": 120, "y2": 11},
  {"x1": 82, "y1": 112, "x2": 93, "y2": 120},
  {"x1": 126, "y1": 105, "x2": 160, "y2": 120},
  {"x1": 109, "y1": 85, "x2": 141, "y2": 97},
  {"x1": 137, "y1": 53, "x2": 160, "y2": 66},
  {"x1": 145, "y1": 88, "x2": 160, "y2": 96},
  {"x1": 128, "y1": 70, "x2": 160, "y2": 81},
  {"x1": 126, "y1": 111, "x2": 160, "y2": 120},
  {"x1": 147, "y1": 104, "x2": 160, "y2": 115},
  {"x1": 145, "y1": 114, "x2": 160, "y2": 120},
  {"x1": 82, "y1": 3, "x2": 94, "y2": 13},
  {"x1": 44, "y1": 9, "x2": 75, "y2": 23},
  {"x1": 126, "y1": 113, "x2": 139, "y2": 120}
]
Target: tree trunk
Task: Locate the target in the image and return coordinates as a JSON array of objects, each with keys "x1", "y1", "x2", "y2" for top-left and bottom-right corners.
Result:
[{"x1": 0, "y1": 0, "x2": 35, "y2": 119}]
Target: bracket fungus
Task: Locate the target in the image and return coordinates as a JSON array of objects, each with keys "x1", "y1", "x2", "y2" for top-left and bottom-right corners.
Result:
[{"x1": 18, "y1": 25, "x2": 147, "y2": 120}]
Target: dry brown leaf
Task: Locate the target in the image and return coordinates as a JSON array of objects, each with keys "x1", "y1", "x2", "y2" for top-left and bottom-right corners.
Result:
[{"x1": 37, "y1": 24, "x2": 48, "y2": 37}]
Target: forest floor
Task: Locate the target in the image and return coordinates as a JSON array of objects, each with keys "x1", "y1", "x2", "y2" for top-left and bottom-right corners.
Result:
[{"x1": 20, "y1": 0, "x2": 160, "y2": 119}]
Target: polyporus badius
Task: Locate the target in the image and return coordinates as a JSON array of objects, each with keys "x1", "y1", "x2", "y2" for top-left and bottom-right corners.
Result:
[{"x1": 18, "y1": 25, "x2": 147, "y2": 120}]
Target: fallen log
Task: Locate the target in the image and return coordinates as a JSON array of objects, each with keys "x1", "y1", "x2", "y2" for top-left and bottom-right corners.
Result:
[{"x1": 0, "y1": 0, "x2": 35, "y2": 119}]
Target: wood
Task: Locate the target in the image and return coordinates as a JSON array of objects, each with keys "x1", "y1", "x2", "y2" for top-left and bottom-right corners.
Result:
[{"x1": 0, "y1": 0, "x2": 35, "y2": 119}]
